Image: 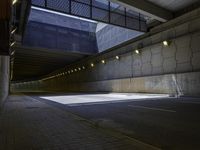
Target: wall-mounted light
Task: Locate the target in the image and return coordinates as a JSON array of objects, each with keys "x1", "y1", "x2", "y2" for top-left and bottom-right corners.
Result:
[
  {"x1": 134, "y1": 43, "x2": 143, "y2": 55},
  {"x1": 75, "y1": 69, "x2": 77, "y2": 72},
  {"x1": 91, "y1": 63, "x2": 94, "y2": 67},
  {"x1": 11, "y1": 28, "x2": 17, "y2": 34},
  {"x1": 101, "y1": 60, "x2": 105, "y2": 64},
  {"x1": 115, "y1": 56, "x2": 120, "y2": 60},
  {"x1": 135, "y1": 49, "x2": 140, "y2": 54},
  {"x1": 163, "y1": 40, "x2": 171, "y2": 47},
  {"x1": 78, "y1": 67, "x2": 81, "y2": 71},
  {"x1": 68, "y1": 71, "x2": 70, "y2": 74},
  {"x1": 162, "y1": 40, "x2": 171, "y2": 47},
  {"x1": 82, "y1": 66, "x2": 85, "y2": 69},
  {"x1": 11, "y1": 50, "x2": 15, "y2": 56},
  {"x1": 10, "y1": 41, "x2": 16, "y2": 47},
  {"x1": 71, "y1": 70, "x2": 73, "y2": 73},
  {"x1": 12, "y1": 0, "x2": 18, "y2": 5}
]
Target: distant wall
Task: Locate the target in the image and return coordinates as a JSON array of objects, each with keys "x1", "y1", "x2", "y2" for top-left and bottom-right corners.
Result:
[
  {"x1": 11, "y1": 72, "x2": 200, "y2": 97},
  {"x1": 23, "y1": 21, "x2": 98, "y2": 54},
  {"x1": 23, "y1": 8, "x2": 98, "y2": 54},
  {"x1": 0, "y1": 55, "x2": 10, "y2": 110},
  {"x1": 11, "y1": 8, "x2": 200, "y2": 96}
]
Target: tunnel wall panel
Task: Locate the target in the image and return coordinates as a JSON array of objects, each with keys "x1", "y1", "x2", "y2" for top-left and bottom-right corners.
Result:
[{"x1": 11, "y1": 8, "x2": 200, "y2": 96}]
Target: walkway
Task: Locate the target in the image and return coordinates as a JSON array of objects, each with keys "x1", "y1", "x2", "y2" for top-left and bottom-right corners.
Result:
[{"x1": 0, "y1": 94, "x2": 159, "y2": 150}]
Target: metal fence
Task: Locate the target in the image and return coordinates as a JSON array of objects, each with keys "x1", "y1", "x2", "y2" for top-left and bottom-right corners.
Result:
[{"x1": 32, "y1": 0, "x2": 147, "y2": 32}]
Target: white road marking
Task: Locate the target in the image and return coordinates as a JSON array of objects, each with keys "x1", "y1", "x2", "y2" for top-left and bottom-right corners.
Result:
[{"x1": 128, "y1": 105, "x2": 176, "y2": 113}]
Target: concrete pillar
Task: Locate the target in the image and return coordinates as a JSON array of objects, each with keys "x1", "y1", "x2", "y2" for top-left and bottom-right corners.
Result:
[{"x1": 0, "y1": 55, "x2": 10, "y2": 111}]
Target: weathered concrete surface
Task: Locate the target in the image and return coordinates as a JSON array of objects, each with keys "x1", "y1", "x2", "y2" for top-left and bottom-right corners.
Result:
[
  {"x1": 11, "y1": 71, "x2": 200, "y2": 97},
  {"x1": 0, "y1": 55, "x2": 10, "y2": 110},
  {"x1": 96, "y1": 23, "x2": 143, "y2": 52},
  {"x1": 11, "y1": 8, "x2": 200, "y2": 96}
]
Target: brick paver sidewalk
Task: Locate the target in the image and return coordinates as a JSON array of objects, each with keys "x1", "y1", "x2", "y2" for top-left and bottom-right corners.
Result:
[{"x1": 0, "y1": 95, "x2": 159, "y2": 150}]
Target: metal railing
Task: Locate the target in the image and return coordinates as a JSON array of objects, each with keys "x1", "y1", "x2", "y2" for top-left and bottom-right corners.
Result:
[{"x1": 31, "y1": 0, "x2": 147, "y2": 32}]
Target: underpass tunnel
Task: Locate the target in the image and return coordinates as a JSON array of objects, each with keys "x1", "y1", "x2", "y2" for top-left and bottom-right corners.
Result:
[
  {"x1": 7, "y1": 0, "x2": 200, "y2": 97},
  {"x1": 1, "y1": 0, "x2": 200, "y2": 149}
]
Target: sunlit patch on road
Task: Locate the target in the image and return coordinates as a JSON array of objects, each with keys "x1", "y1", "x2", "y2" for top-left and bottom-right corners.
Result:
[{"x1": 40, "y1": 93, "x2": 169, "y2": 106}]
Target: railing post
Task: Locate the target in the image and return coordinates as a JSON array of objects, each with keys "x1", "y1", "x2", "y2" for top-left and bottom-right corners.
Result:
[
  {"x1": 108, "y1": 1, "x2": 110, "y2": 23},
  {"x1": 69, "y1": 0, "x2": 71, "y2": 14},
  {"x1": 125, "y1": 8, "x2": 127, "y2": 26},
  {"x1": 139, "y1": 13, "x2": 141, "y2": 31},
  {"x1": 90, "y1": 0, "x2": 92, "y2": 18},
  {"x1": 45, "y1": 0, "x2": 47, "y2": 7}
]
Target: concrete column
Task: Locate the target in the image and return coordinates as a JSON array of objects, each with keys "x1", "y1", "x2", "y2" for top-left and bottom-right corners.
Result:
[{"x1": 0, "y1": 55, "x2": 10, "y2": 111}]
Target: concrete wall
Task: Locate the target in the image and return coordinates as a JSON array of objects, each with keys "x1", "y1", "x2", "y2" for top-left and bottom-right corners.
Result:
[
  {"x1": 23, "y1": 8, "x2": 98, "y2": 54},
  {"x1": 96, "y1": 23, "x2": 143, "y2": 52},
  {"x1": 11, "y1": 8, "x2": 200, "y2": 96},
  {"x1": 23, "y1": 21, "x2": 98, "y2": 54},
  {"x1": 11, "y1": 72, "x2": 200, "y2": 97},
  {"x1": 0, "y1": 55, "x2": 10, "y2": 109}
]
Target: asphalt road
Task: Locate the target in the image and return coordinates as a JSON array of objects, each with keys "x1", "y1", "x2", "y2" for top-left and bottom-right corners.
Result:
[{"x1": 35, "y1": 94, "x2": 200, "y2": 150}]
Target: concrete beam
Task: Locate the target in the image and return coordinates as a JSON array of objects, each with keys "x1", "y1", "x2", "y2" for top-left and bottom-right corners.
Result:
[{"x1": 110, "y1": 0, "x2": 173, "y2": 22}]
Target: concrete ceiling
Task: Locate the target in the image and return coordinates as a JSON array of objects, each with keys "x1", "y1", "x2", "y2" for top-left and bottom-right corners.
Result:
[
  {"x1": 12, "y1": 45, "x2": 89, "y2": 81},
  {"x1": 146, "y1": 0, "x2": 199, "y2": 12}
]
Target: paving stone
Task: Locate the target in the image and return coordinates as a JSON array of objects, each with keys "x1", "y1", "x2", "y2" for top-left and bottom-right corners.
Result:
[
  {"x1": 176, "y1": 62, "x2": 193, "y2": 72},
  {"x1": 175, "y1": 22, "x2": 189, "y2": 37},
  {"x1": 163, "y1": 57, "x2": 176, "y2": 73},
  {"x1": 141, "y1": 49, "x2": 151, "y2": 63},
  {"x1": 162, "y1": 42, "x2": 176, "y2": 58},
  {"x1": 0, "y1": 95, "x2": 158, "y2": 150},
  {"x1": 191, "y1": 32, "x2": 200, "y2": 53},
  {"x1": 176, "y1": 46, "x2": 192, "y2": 63},
  {"x1": 142, "y1": 63, "x2": 152, "y2": 75},
  {"x1": 151, "y1": 44, "x2": 162, "y2": 54},
  {"x1": 192, "y1": 52, "x2": 200, "y2": 70},
  {"x1": 151, "y1": 53, "x2": 163, "y2": 68}
]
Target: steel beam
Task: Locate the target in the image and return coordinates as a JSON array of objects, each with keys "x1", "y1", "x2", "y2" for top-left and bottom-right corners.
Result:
[{"x1": 110, "y1": 0, "x2": 173, "y2": 22}]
